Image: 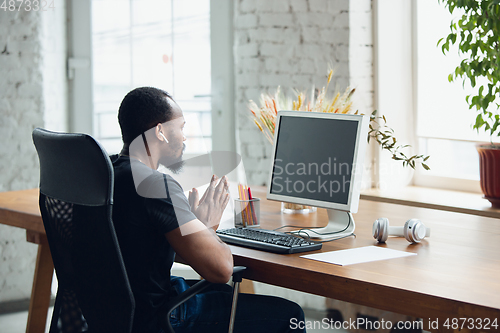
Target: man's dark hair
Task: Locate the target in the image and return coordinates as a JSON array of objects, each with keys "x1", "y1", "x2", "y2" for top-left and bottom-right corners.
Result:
[{"x1": 118, "y1": 87, "x2": 174, "y2": 146}]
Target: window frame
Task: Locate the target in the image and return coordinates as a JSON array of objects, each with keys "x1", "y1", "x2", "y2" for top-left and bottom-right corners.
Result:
[
  {"x1": 67, "y1": 0, "x2": 94, "y2": 135},
  {"x1": 373, "y1": 0, "x2": 482, "y2": 193},
  {"x1": 67, "y1": 0, "x2": 236, "y2": 155}
]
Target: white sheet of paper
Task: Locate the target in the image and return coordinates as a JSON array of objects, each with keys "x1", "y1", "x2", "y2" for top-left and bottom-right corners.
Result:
[{"x1": 301, "y1": 246, "x2": 417, "y2": 266}]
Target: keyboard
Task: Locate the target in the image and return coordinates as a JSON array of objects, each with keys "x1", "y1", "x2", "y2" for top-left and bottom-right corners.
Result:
[{"x1": 216, "y1": 228, "x2": 322, "y2": 254}]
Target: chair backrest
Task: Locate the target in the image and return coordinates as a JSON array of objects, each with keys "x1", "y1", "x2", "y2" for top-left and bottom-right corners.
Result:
[{"x1": 32, "y1": 128, "x2": 135, "y2": 333}]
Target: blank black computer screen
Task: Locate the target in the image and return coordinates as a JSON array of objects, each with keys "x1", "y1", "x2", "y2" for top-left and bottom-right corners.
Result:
[{"x1": 269, "y1": 115, "x2": 359, "y2": 205}]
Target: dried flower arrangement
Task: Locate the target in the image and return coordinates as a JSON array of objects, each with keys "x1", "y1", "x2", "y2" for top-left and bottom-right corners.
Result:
[{"x1": 248, "y1": 69, "x2": 430, "y2": 170}]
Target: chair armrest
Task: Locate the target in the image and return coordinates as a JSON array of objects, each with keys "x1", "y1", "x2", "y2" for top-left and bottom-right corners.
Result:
[
  {"x1": 231, "y1": 266, "x2": 246, "y2": 283},
  {"x1": 159, "y1": 266, "x2": 247, "y2": 333}
]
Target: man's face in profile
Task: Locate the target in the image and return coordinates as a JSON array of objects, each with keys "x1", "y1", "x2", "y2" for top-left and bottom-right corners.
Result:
[{"x1": 158, "y1": 98, "x2": 186, "y2": 174}]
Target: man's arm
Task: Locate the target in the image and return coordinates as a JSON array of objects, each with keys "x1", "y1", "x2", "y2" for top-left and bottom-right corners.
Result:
[
  {"x1": 165, "y1": 220, "x2": 233, "y2": 283},
  {"x1": 166, "y1": 174, "x2": 233, "y2": 283}
]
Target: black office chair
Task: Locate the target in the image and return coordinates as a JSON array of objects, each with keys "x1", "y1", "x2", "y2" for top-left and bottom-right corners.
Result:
[
  {"x1": 33, "y1": 128, "x2": 135, "y2": 333},
  {"x1": 33, "y1": 128, "x2": 245, "y2": 333}
]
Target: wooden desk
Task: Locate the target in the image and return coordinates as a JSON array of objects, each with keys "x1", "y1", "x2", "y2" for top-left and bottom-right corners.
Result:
[
  {"x1": 0, "y1": 189, "x2": 53, "y2": 333},
  {"x1": 240, "y1": 188, "x2": 500, "y2": 332},
  {"x1": 1, "y1": 188, "x2": 500, "y2": 333}
]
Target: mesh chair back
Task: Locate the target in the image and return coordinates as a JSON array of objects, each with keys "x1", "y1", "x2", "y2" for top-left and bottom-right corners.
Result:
[{"x1": 33, "y1": 128, "x2": 135, "y2": 333}]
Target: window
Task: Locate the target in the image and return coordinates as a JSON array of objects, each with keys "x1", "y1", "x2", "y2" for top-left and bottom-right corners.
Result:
[
  {"x1": 375, "y1": 0, "x2": 497, "y2": 193},
  {"x1": 415, "y1": 0, "x2": 476, "y2": 181},
  {"x1": 413, "y1": 0, "x2": 500, "y2": 191},
  {"x1": 91, "y1": 0, "x2": 211, "y2": 154}
]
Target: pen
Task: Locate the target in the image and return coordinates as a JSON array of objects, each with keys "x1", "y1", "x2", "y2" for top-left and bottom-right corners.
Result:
[
  {"x1": 238, "y1": 184, "x2": 249, "y2": 226},
  {"x1": 243, "y1": 185, "x2": 253, "y2": 225},
  {"x1": 248, "y1": 187, "x2": 258, "y2": 225}
]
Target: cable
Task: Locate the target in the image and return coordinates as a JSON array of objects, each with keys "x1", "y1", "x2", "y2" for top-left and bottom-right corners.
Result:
[
  {"x1": 273, "y1": 212, "x2": 355, "y2": 243},
  {"x1": 273, "y1": 225, "x2": 309, "y2": 232},
  {"x1": 299, "y1": 211, "x2": 351, "y2": 235},
  {"x1": 314, "y1": 233, "x2": 356, "y2": 243}
]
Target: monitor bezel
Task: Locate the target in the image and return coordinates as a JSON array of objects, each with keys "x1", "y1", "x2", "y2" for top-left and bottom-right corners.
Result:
[{"x1": 266, "y1": 111, "x2": 369, "y2": 214}]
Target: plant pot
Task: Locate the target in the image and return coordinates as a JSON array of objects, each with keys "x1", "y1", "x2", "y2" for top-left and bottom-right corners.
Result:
[{"x1": 477, "y1": 144, "x2": 500, "y2": 207}]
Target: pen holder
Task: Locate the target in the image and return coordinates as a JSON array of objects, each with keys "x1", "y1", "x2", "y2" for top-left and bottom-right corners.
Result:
[{"x1": 234, "y1": 198, "x2": 260, "y2": 228}]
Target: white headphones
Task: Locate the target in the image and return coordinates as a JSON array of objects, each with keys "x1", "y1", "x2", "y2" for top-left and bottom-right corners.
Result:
[
  {"x1": 372, "y1": 218, "x2": 430, "y2": 244},
  {"x1": 159, "y1": 132, "x2": 169, "y2": 143}
]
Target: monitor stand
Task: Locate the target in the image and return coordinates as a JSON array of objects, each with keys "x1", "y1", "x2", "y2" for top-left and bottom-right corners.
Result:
[{"x1": 290, "y1": 209, "x2": 355, "y2": 240}]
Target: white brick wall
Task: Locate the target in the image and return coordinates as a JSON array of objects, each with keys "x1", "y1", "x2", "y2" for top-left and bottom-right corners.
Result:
[
  {"x1": 0, "y1": 8, "x2": 44, "y2": 303},
  {"x1": 0, "y1": 10, "x2": 43, "y2": 192},
  {"x1": 349, "y1": 0, "x2": 374, "y2": 188},
  {"x1": 234, "y1": 0, "x2": 373, "y2": 186},
  {"x1": 0, "y1": 0, "x2": 67, "y2": 302},
  {"x1": 349, "y1": 0, "x2": 374, "y2": 115}
]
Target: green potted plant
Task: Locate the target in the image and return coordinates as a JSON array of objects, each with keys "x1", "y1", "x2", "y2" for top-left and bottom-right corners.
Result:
[{"x1": 438, "y1": 0, "x2": 500, "y2": 206}]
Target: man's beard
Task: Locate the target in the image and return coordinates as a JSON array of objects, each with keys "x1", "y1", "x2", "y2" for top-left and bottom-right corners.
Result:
[{"x1": 159, "y1": 143, "x2": 186, "y2": 174}]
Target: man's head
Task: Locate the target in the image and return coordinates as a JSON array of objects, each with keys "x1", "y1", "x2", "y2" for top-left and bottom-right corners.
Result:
[
  {"x1": 118, "y1": 87, "x2": 174, "y2": 145},
  {"x1": 118, "y1": 87, "x2": 186, "y2": 173}
]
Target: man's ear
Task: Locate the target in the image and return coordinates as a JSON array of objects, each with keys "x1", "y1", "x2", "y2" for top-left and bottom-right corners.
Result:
[
  {"x1": 155, "y1": 124, "x2": 162, "y2": 139},
  {"x1": 156, "y1": 123, "x2": 169, "y2": 143}
]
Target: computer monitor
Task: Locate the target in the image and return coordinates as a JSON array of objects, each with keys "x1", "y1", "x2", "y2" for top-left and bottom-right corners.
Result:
[{"x1": 266, "y1": 111, "x2": 369, "y2": 240}]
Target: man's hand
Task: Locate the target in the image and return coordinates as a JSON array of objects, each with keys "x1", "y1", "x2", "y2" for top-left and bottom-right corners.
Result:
[{"x1": 188, "y1": 175, "x2": 230, "y2": 230}]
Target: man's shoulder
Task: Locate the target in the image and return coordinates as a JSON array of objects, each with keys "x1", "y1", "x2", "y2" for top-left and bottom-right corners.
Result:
[
  {"x1": 111, "y1": 154, "x2": 131, "y2": 174},
  {"x1": 111, "y1": 155, "x2": 185, "y2": 202},
  {"x1": 163, "y1": 173, "x2": 183, "y2": 191},
  {"x1": 109, "y1": 154, "x2": 120, "y2": 164}
]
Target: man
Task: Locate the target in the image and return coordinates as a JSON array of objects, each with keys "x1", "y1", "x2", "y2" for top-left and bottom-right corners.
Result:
[{"x1": 112, "y1": 87, "x2": 306, "y2": 333}]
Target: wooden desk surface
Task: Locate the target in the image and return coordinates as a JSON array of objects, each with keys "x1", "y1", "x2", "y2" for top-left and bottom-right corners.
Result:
[
  {"x1": 233, "y1": 188, "x2": 500, "y2": 324},
  {"x1": 0, "y1": 188, "x2": 43, "y2": 233},
  {"x1": 1, "y1": 187, "x2": 499, "y2": 329},
  {"x1": 0, "y1": 188, "x2": 52, "y2": 333}
]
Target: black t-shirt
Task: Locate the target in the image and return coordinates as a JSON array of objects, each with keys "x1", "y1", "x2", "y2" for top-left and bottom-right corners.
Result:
[{"x1": 111, "y1": 155, "x2": 197, "y2": 333}]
